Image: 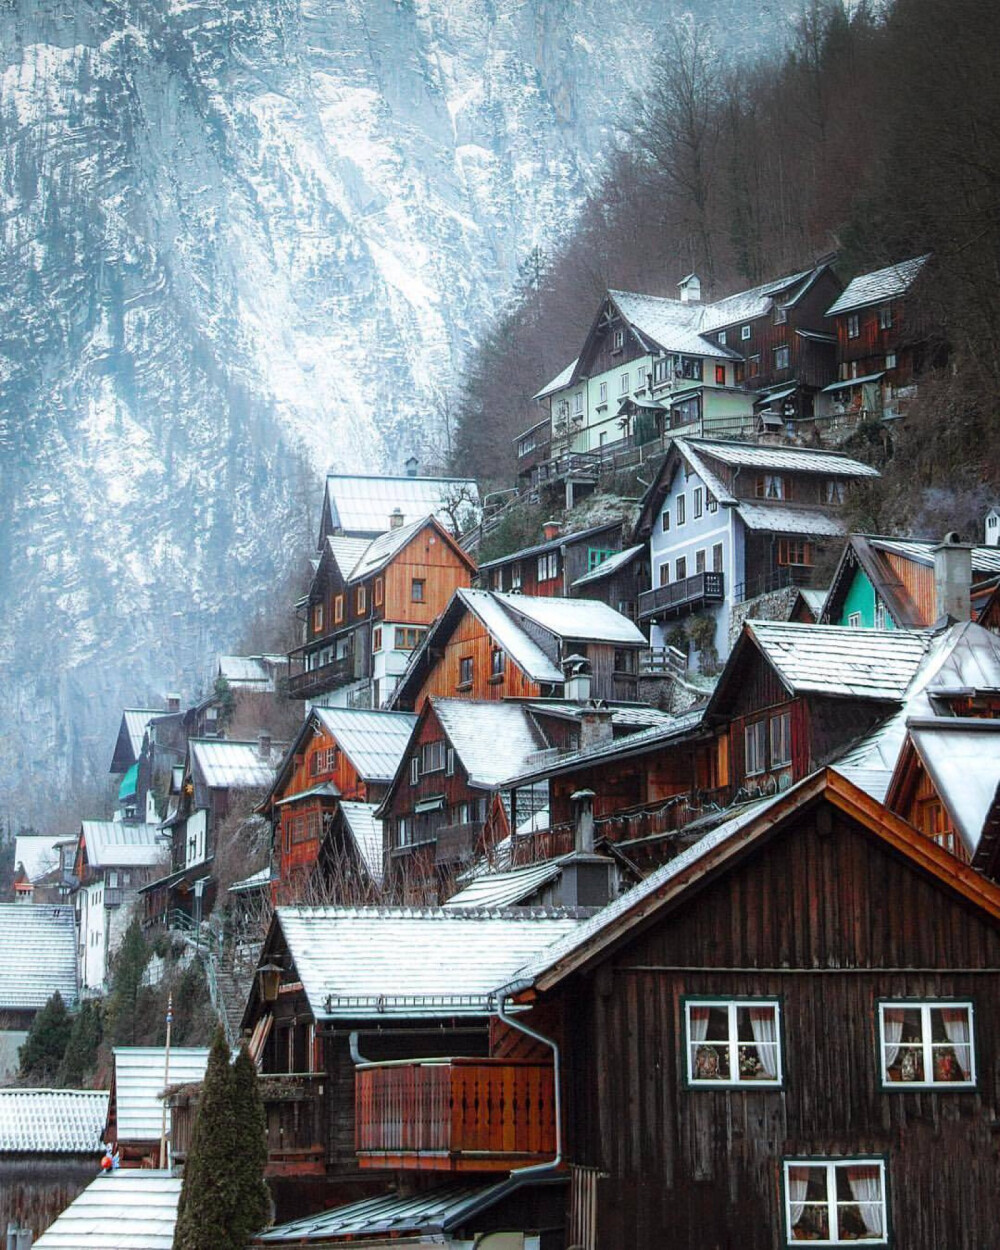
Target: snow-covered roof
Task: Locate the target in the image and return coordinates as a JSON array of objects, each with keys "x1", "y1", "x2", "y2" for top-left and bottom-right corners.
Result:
[
  {"x1": 313, "y1": 707, "x2": 417, "y2": 783},
  {"x1": 324, "y1": 474, "x2": 479, "y2": 537},
  {"x1": 274, "y1": 906, "x2": 584, "y2": 1019},
  {"x1": 344, "y1": 514, "x2": 437, "y2": 581},
  {"x1": 532, "y1": 357, "x2": 578, "y2": 400},
  {"x1": 525, "y1": 701, "x2": 677, "y2": 730},
  {"x1": 0, "y1": 1089, "x2": 108, "y2": 1154},
  {"x1": 228, "y1": 867, "x2": 271, "y2": 894},
  {"x1": 869, "y1": 537, "x2": 1000, "y2": 577},
  {"x1": 609, "y1": 291, "x2": 740, "y2": 359},
  {"x1": 0, "y1": 904, "x2": 77, "y2": 1010},
  {"x1": 457, "y1": 589, "x2": 564, "y2": 684},
  {"x1": 325, "y1": 535, "x2": 372, "y2": 581},
  {"x1": 697, "y1": 266, "x2": 820, "y2": 331},
  {"x1": 189, "y1": 739, "x2": 282, "y2": 791},
  {"x1": 81, "y1": 821, "x2": 166, "y2": 869},
  {"x1": 908, "y1": 721, "x2": 1000, "y2": 858},
  {"x1": 338, "y1": 801, "x2": 385, "y2": 885},
  {"x1": 745, "y1": 621, "x2": 932, "y2": 700},
  {"x1": 13, "y1": 834, "x2": 63, "y2": 881},
  {"x1": 110, "y1": 1047, "x2": 211, "y2": 1142},
  {"x1": 477, "y1": 521, "x2": 621, "y2": 571},
  {"x1": 432, "y1": 699, "x2": 549, "y2": 788},
  {"x1": 826, "y1": 254, "x2": 931, "y2": 316},
  {"x1": 121, "y1": 709, "x2": 159, "y2": 760},
  {"x1": 444, "y1": 858, "x2": 569, "y2": 909},
  {"x1": 495, "y1": 593, "x2": 647, "y2": 646},
  {"x1": 687, "y1": 438, "x2": 880, "y2": 478},
  {"x1": 795, "y1": 587, "x2": 830, "y2": 618},
  {"x1": 34, "y1": 1171, "x2": 182, "y2": 1250},
  {"x1": 672, "y1": 438, "x2": 737, "y2": 504},
  {"x1": 736, "y1": 502, "x2": 848, "y2": 537},
  {"x1": 217, "y1": 654, "x2": 286, "y2": 687},
  {"x1": 571, "y1": 544, "x2": 645, "y2": 588}
]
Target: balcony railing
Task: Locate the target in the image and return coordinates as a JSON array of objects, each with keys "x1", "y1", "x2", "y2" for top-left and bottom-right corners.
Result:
[
  {"x1": 638, "y1": 571, "x2": 724, "y2": 621},
  {"x1": 261, "y1": 1072, "x2": 326, "y2": 1176},
  {"x1": 434, "y1": 822, "x2": 481, "y2": 866},
  {"x1": 286, "y1": 649, "x2": 356, "y2": 699},
  {"x1": 356, "y1": 1057, "x2": 556, "y2": 1172}
]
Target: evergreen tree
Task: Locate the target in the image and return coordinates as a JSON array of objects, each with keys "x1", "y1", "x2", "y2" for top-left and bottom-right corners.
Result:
[
  {"x1": 229, "y1": 1046, "x2": 271, "y2": 1245},
  {"x1": 58, "y1": 998, "x2": 103, "y2": 1086},
  {"x1": 173, "y1": 1026, "x2": 238, "y2": 1250},
  {"x1": 19, "y1": 991, "x2": 72, "y2": 1081},
  {"x1": 107, "y1": 917, "x2": 151, "y2": 1045}
]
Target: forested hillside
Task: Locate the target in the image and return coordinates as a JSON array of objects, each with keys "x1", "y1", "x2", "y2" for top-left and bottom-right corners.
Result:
[{"x1": 454, "y1": 0, "x2": 1000, "y2": 539}]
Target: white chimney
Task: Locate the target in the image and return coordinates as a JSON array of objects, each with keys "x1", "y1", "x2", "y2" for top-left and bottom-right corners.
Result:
[
  {"x1": 563, "y1": 654, "x2": 591, "y2": 702},
  {"x1": 985, "y1": 507, "x2": 1000, "y2": 547},
  {"x1": 933, "y1": 532, "x2": 973, "y2": 622},
  {"x1": 678, "y1": 273, "x2": 701, "y2": 304}
]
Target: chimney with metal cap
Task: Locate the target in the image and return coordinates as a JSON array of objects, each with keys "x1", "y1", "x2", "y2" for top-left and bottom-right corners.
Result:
[
  {"x1": 677, "y1": 273, "x2": 701, "y2": 303},
  {"x1": 933, "y1": 531, "x2": 973, "y2": 622},
  {"x1": 570, "y1": 788, "x2": 596, "y2": 854},
  {"x1": 166, "y1": 694, "x2": 181, "y2": 713},
  {"x1": 405, "y1": 456, "x2": 419, "y2": 478},
  {"x1": 389, "y1": 507, "x2": 405, "y2": 530},
  {"x1": 563, "y1": 654, "x2": 592, "y2": 702}
]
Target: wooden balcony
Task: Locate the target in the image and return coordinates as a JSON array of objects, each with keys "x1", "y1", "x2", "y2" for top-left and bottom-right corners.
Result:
[
  {"x1": 287, "y1": 648, "x2": 357, "y2": 699},
  {"x1": 355, "y1": 1057, "x2": 556, "y2": 1172},
  {"x1": 260, "y1": 1072, "x2": 326, "y2": 1177},
  {"x1": 638, "y1": 570, "x2": 724, "y2": 621}
]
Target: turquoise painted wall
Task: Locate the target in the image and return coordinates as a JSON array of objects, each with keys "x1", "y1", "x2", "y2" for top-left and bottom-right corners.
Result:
[{"x1": 838, "y1": 567, "x2": 896, "y2": 629}]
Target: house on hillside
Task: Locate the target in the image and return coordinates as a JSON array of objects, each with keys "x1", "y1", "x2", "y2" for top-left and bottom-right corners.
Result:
[
  {"x1": 0, "y1": 905, "x2": 77, "y2": 1081},
  {"x1": 104, "y1": 1047, "x2": 210, "y2": 1168},
  {"x1": 481, "y1": 769, "x2": 1000, "y2": 1247},
  {"x1": 634, "y1": 437, "x2": 879, "y2": 667},
  {"x1": 476, "y1": 519, "x2": 624, "y2": 598},
  {"x1": 185, "y1": 654, "x2": 290, "y2": 740},
  {"x1": 288, "y1": 516, "x2": 476, "y2": 708},
  {"x1": 110, "y1": 700, "x2": 184, "y2": 824},
  {"x1": 260, "y1": 707, "x2": 415, "y2": 904},
  {"x1": 822, "y1": 253, "x2": 935, "y2": 425},
  {"x1": 319, "y1": 471, "x2": 480, "y2": 541},
  {"x1": 389, "y1": 588, "x2": 648, "y2": 712}
]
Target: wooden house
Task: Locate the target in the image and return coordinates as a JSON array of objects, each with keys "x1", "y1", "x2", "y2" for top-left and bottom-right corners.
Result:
[
  {"x1": 568, "y1": 542, "x2": 647, "y2": 622},
  {"x1": 389, "y1": 587, "x2": 647, "y2": 712},
  {"x1": 634, "y1": 437, "x2": 879, "y2": 668},
  {"x1": 476, "y1": 520, "x2": 624, "y2": 598},
  {"x1": 104, "y1": 1047, "x2": 209, "y2": 1168},
  {"x1": 259, "y1": 707, "x2": 415, "y2": 904},
  {"x1": 822, "y1": 254, "x2": 934, "y2": 423},
  {"x1": 0, "y1": 905, "x2": 77, "y2": 1082},
  {"x1": 239, "y1": 906, "x2": 582, "y2": 1222},
  {"x1": 185, "y1": 653, "x2": 290, "y2": 740},
  {"x1": 493, "y1": 768, "x2": 1000, "y2": 1247},
  {"x1": 288, "y1": 515, "x2": 476, "y2": 707}
]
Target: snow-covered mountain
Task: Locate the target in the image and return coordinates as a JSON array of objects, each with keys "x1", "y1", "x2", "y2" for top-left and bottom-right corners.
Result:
[{"x1": 0, "y1": 0, "x2": 796, "y2": 825}]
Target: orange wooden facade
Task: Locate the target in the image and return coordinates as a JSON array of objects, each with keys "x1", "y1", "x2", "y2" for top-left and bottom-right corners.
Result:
[
  {"x1": 355, "y1": 1057, "x2": 557, "y2": 1172},
  {"x1": 887, "y1": 742, "x2": 970, "y2": 864},
  {"x1": 408, "y1": 609, "x2": 545, "y2": 713},
  {"x1": 882, "y1": 551, "x2": 937, "y2": 624}
]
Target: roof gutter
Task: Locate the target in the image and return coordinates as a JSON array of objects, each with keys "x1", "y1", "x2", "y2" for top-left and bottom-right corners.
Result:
[{"x1": 493, "y1": 992, "x2": 562, "y2": 1175}]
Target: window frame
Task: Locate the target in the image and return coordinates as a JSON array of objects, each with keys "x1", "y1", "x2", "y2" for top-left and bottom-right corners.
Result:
[
  {"x1": 712, "y1": 542, "x2": 723, "y2": 574},
  {"x1": 744, "y1": 719, "x2": 767, "y2": 776},
  {"x1": 458, "y1": 656, "x2": 474, "y2": 688},
  {"x1": 847, "y1": 312, "x2": 860, "y2": 339},
  {"x1": 619, "y1": 371, "x2": 630, "y2": 396},
  {"x1": 718, "y1": 330, "x2": 727, "y2": 346},
  {"x1": 598, "y1": 380, "x2": 608, "y2": 405},
  {"x1": 877, "y1": 1000, "x2": 976, "y2": 1089},
  {"x1": 782, "y1": 1157, "x2": 889, "y2": 1246},
  {"x1": 675, "y1": 556, "x2": 687, "y2": 582},
  {"x1": 770, "y1": 710, "x2": 792, "y2": 767},
  {"x1": 661, "y1": 508, "x2": 670, "y2": 533},
  {"x1": 741, "y1": 324, "x2": 751, "y2": 341},
  {"x1": 676, "y1": 494, "x2": 686, "y2": 526},
  {"x1": 421, "y1": 739, "x2": 447, "y2": 774},
  {"x1": 312, "y1": 602, "x2": 324, "y2": 634},
  {"x1": 683, "y1": 996, "x2": 784, "y2": 1089},
  {"x1": 356, "y1": 584, "x2": 367, "y2": 614},
  {"x1": 490, "y1": 647, "x2": 505, "y2": 680},
  {"x1": 693, "y1": 487, "x2": 703, "y2": 519},
  {"x1": 334, "y1": 594, "x2": 345, "y2": 624},
  {"x1": 374, "y1": 576, "x2": 384, "y2": 607},
  {"x1": 715, "y1": 363, "x2": 726, "y2": 386},
  {"x1": 411, "y1": 578, "x2": 426, "y2": 603},
  {"x1": 878, "y1": 303, "x2": 893, "y2": 330},
  {"x1": 774, "y1": 344, "x2": 791, "y2": 371}
]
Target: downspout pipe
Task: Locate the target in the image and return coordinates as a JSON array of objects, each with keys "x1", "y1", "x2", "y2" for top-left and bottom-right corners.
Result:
[
  {"x1": 494, "y1": 992, "x2": 562, "y2": 1174},
  {"x1": 348, "y1": 1031, "x2": 370, "y2": 1065}
]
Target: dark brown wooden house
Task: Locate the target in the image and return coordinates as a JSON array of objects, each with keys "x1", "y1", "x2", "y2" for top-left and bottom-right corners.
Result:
[
  {"x1": 494, "y1": 768, "x2": 1000, "y2": 1247},
  {"x1": 477, "y1": 520, "x2": 624, "y2": 598}
]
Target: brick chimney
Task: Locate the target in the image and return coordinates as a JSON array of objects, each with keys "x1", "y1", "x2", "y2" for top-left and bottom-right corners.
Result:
[
  {"x1": 165, "y1": 693, "x2": 181, "y2": 713},
  {"x1": 389, "y1": 507, "x2": 405, "y2": 529},
  {"x1": 933, "y1": 532, "x2": 973, "y2": 622},
  {"x1": 542, "y1": 520, "x2": 561, "y2": 541},
  {"x1": 578, "y1": 704, "x2": 614, "y2": 750}
]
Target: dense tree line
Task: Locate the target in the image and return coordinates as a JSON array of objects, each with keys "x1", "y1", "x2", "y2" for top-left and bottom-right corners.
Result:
[{"x1": 452, "y1": 0, "x2": 1000, "y2": 533}]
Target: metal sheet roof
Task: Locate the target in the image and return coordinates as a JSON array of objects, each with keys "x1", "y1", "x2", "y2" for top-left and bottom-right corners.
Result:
[
  {"x1": 81, "y1": 821, "x2": 167, "y2": 869},
  {"x1": 458, "y1": 589, "x2": 564, "y2": 684},
  {"x1": 909, "y1": 721, "x2": 1000, "y2": 858},
  {"x1": 259, "y1": 1181, "x2": 494, "y2": 1241},
  {"x1": 34, "y1": 1171, "x2": 182, "y2": 1250},
  {"x1": 111, "y1": 1047, "x2": 211, "y2": 1142},
  {"x1": 121, "y1": 709, "x2": 159, "y2": 760},
  {"x1": 822, "y1": 371, "x2": 886, "y2": 392},
  {"x1": 869, "y1": 537, "x2": 1000, "y2": 576},
  {"x1": 432, "y1": 699, "x2": 549, "y2": 788},
  {"x1": 13, "y1": 834, "x2": 62, "y2": 882},
  {"x1": 686, "y1": 438, "x2": 880, "y2": 477},
  {"x1": 444, "y1": 858, "x2": 568, "y2": 909},
  {"x1": 532, "y1": 356, "x2": 578, "y2": 400},
  {"x1": 477, "y1": 522, "x2": 621, "y2": 571},
  {"x1": 696, "y1": 267, "x2": 819, "y2": 331},
  {"x1": 495, "y1": 592, "x2": 646, "y2": 646},
  {"x1": 217, "y1": 654, "x2": 286, "y2": 687},
  {"x1": 325, "y1": 535, "x2": 372, "y2": 580},
  {"x1": 609, "y1": 291, "x2": 740, "y2": 359},
  {"x1": 324, "y1": 474, "x2": 479, "y2": 537},
  {"x1": 571, "y1": 544, "x2": 645, "y2": 588},
  {"x1": 275, "y1": 906, "x2": 584, "y2": 1019},
  {"x1": 228, "y1": 867, "x2": 271, "y2": 894},
  {"x1": 826, "y1": 254, "x2": 930, "y2": 316},
  {"x1": 736, "y1": 502, "x2": 848, "y2": 537},
  {"x1": 0, "y1": 904, "x2": 78, "y2": 1010},
  {"x1": 345, "y1": 515, "x2": 437, "y2": 582},
  {"x1": 746, "y1": 621, "x2": 932, "y2": 700},
  {"x1": 338, "y1": 801, "x2": 385, "y2": 885},
  {"x1": 313, "y1": 707, "x2": 417, "y2": 783},
  {"x1": 190, "y1": 739, "x2": 282, "y2": 790},
  {"x1": 0, "y1": 1089, "x2": 108, "y2": 1154}
]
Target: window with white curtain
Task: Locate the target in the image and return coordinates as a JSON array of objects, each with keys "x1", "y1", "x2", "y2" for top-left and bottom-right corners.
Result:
[
  {"x1": 784, "y1": 1159, "x2": 887, "y2": 1244},
  {"x1": 685, "y1": 999, "x2": 781, "y2": 1085},
  {"x1": 878, "y1": 1001, "x2": 975, "y2": 1086}
]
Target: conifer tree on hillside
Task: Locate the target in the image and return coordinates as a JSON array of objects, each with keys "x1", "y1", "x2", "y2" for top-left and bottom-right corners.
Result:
[
  {"x1": 107, "y1": 917, "x2": 151, "y2": 1046},
  {"x1": 229, "y1": 1046, "x2": 271, "y2": 1245},
  {"x1": 58, "y1": 998, "x2": 103, "y2": 1087},
  {"x1": 18, "y1": 991, "x2": 72, "y2": 1082},
  {"x1": 173, "y1": 1026, "x2": 238, "y2": 1250}
]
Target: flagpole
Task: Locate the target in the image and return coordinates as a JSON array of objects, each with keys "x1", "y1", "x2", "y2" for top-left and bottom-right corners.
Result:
[{"x1": 159, "y1": 992, "x2": 173, "y2": 1169}]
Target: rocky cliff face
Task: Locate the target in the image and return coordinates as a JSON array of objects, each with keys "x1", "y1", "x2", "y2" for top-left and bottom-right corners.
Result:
[{"x1": 0, "y1": 0, "x2": 793, "y2": 824}]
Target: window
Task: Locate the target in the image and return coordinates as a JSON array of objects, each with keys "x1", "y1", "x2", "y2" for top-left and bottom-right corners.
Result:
[
  {"x1": 718, "y1": 329, "x2": 727, "y2": 346},
  {"x1": 620, "y1": 372, "x2": 630, "y2": 396},
  {"x1": 774, "y1": 344, "x2": 790, "y2": 371},
  {"x1": 635, "y1": 369, "x2": 647, "y2": 392},
  {"x1": 311, "y1": 745, "x2": 338, "y2": 776},
  {"x1": 735, "y1": 360, "x2": 746, "y2": 385},
  {"x1": 411, "y1": 578, "x2": 425, "y2": 602},
  {"x1": 756, "y1": 474, "x2": 784, "y2": 500},
  {"x1": 773, "y1": 304, "x2": 787, "y2": 325},
  {"x1": 107, "y1": 870, "x2": 119, "y2": 889},
  {"x1": 395, "y1": 626, "x2": 425, "y2": 650},
  {"x1": 715, "y1": 364, "x2": 726, "y2": 385},
  {"x1": 372, "y1": 626, "x2": 382, "y2": 652},
  {"x1": 741, "y1": 324, "x2": 751, "y2": 341},
  {"x1": 879, "y1": 1001, "x2": 975, "y2": 1086},
  {"x1": 712, "y1": 542, "x2": 723, "y2": 574},
  {"x1": 573, "y1": 391, "x2": 584, "y2": 416},
  {"x1": 446, "y1": 747, "x2": 455, "y2": 776},
  {"x1": 693, "y1": 487, "x2": 703, "y2": 519},
  {"x1": 848, "y1": 612, "x2": 862, "y2": 628},
  {"x1": 874, "y1": 600, "x2": 887, "y2": 631},
  {"x1": 847, "y1": 313, "x2": 860, "y2": 339},
  {"x1": 511, "y1": 561, "x2": 522, "y2": 591},
  {"x1": 878, "y1": 303, "x2": 893, "y2": 330},
  {"x1": 458, "y1": 656, "x2": 473, "y2": 687},
  {"x1": 745, "y1": 720, "x2": 767, "y2": 775},
  {"x1": 588, "y1": 548, "x2": 615, "y2": 571},
  {"x1": 748, "y1": 354, "x2": 761, "y2": 378},
  {"x1": 598, "y1": 380, "x2": 608, "y2": 404},
  {"x1": 410, "y1": 757, "x2": 419, "y2": 786},
  {"x1": 770, "y1": 711, "x2": 791, "y2": 767},
  {"x1": 885, "y1": 352, "x2": 897, "y2": 370},
  {"x1": 422, "y1": 740, "x2": 447, "y2": 773},
  {"x1": 613, "y1": 328, "x2": 624, "y2": 350},
  {"x1": 491, "y1": 647, "x2": 505, "y2": 679},
  {"x1": 661, "y1": 509, "x2": 670, "y2": 533},
  {"x1": 334, "y1": 594, "x2": 345, "y2": 624},
  {"x1": 676, "y1": 494, "x2": 686, "y2": 526},
  {"x1": 778, "y1": 539, "x2": 812, "y2": 566},
  {"x1": 784, "y1": 1159, "x2": 887, "y2": 1244},
  {"x1": 659, "y1": 562, "x2": 670, "y2": 587},
  {"x1": 538, "y1": 550, "x2": 559, "y2": 581},
  {"x1": 653, "y1": 357, "x2": 671, "y2": 385},
  {"x1": 397, "y1": 816, "x2": 412, "y2": 847},
  {"x1": 825, "y1": 479, "x2": 846, "y2": 505},
  {"x1": 707, "y1": 492, "x2": 718, "y2": 514},
  {"x1": 675, "y1": 556, "x2": 687, "y2": 581},
  {"x1": 695, "y1": 548, "x2": 706, "y2": 574},
  {"x1": 356, "y1": 584, "x2": 367, "y2": 614},
  {"x1": 685, "y1": 1000, "x2": 781, "y2": 1085},
  {"x1": 374, "y1": 577, "x2": 384, "y2": 607},
  {"x1": 917, "y1": 797, "x2": 954, "y2": 852},
  {"x1": 312, "y1": 603, "x2": 324, "y2": 633}
]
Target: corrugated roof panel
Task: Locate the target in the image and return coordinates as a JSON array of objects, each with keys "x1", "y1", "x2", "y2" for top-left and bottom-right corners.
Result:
[
  {"x1": 34, "y1": 1172, "x2": 182, "y2": 1249},
  {"x1": 324, "y1": 475, "x2": 480, "y2": 536},
  {"x1": 0, "y1": 904, "x2": 78, "y2": 1010},
  {"x1": 276, "y1": 906, "x2": 584, "y2": 1019},
  {"x1": 687, "y1": 438, "x2": 880, "y2": 477},
  {"x1": 0, "y1": 1089, "x2": 108, "y2": 1153},
  {"x1": 123, "y1": 709, "x2": 160, "y2": 760},
  {"x1": 190, "y1": 739, "x2": 282, "y2": 790},
  {"x1": 826, "y1": 254, "x2": 930, "y2": 316},
  {"x1": 313, "y1": 708, "x2": 417, "y2": 783},
  {"x1": 111, "y1": 1048, "x2": 211, "y2": 1142},
  {"x1": 444, "y1": 859, "x2": 567, "y2": 909},
  {"x1": 259, "y1": 1181, "x2": 488, "y2": 1240},
  {"x1": 736, "y1": 502, "x2": 848, "y2": 537},
  {"x1": 81, "y1": 822, "x2": 167, "y2": 869}
]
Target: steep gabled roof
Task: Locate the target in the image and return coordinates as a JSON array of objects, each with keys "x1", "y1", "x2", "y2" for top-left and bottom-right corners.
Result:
[
  {"x1": 431, "y1": 698, "x2": 549, "y2": 788},
  {"x1": 313, "y1": 707, "x2": 418, "y2": 784},
  {"x1": 608, "y1": 290, "x2": 740, "y2": 360},
  {"x1": 571, "y1": 544, "x2": 645, "y2": 589},
  {"x1": 0, "y1": 904, "x2": 77, "y2": 1010},
  {"x1": 477, "y1": 521, "x2": 622, "y2": 572},
  {"x1": 110, "y1": 708, "x2": 162, "y2": 773},
  {"x1": 532, "y1": 357, "x2": 579, "y2": 401},
  {"x1": 337, "y1": 801, "x2": 386, "y2": 886},
  {"x1": 189, "y1": 739, "x2": 282, "y2": 791},
  {"x1": 494, "y1": 592, "x2": 646, "y2": 646},
  {"x1": 683, "y1": 437, "x2": 879, "y2": 478},
  {"x1": 826, "y1": 254, "x2": 931, "y2": 316},
  {"x1": 321, "y1": 474, "x2": 480, "y2": 540},
  {"x1": 109, "y1": 1047, "x2": 211, "y2": 1142},
  {"x1": 216, "y1": 654, "x2": 287, "y2": 688},
  {"x1": 696, "y1": 265, "x2": 821, "y2": 331}
]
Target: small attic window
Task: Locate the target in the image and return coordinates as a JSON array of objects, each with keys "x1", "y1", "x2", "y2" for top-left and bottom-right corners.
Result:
[{"x1": 613, "y1": 328, "x2": 625, "y2": 352}]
